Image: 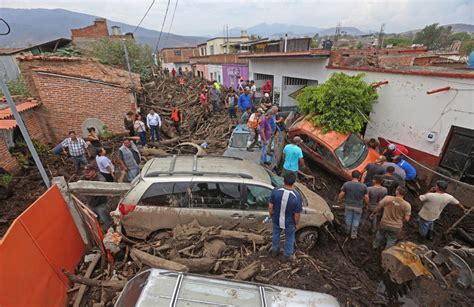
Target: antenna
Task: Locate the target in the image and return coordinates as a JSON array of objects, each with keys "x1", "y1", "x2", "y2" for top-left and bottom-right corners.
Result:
[
  {"x1": 378, "y1": 23, "x2": 385, "y2": 48},
  {"x1": 334, "y1": 22, "x2": 341, "y2": 44}
]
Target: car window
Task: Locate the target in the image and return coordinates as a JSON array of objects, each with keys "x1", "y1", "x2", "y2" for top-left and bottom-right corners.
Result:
[
  {"x1": 139, "y1": 182, "x2": 190, "y2": 207},
  {"x1": 334, "y1": 133, "x2": 368, "y2": 168},
  {"x1": 299, "y1": 134, "x2": 315, "y2": 150},
  {"x1": 230, "y1": 132, "x2": 249, "y2": 148},
  {"x1": 190, "y1": 182, "x2": 242, "y2": 209},
  {"x1": 315, "y1": 142, "x2": 337, "y2": 164},
  {"x1": 245, "y1": 185, "x2": 272, "y2": 210}
]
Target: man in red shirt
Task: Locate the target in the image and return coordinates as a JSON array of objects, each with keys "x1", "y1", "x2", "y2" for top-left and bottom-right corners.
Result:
[
  {"x1": 171, "y1": 67, "x2": 177, "y2": 78},
  {"x1": 262, "y1": 80, "x2": 272, "y2": 97},
  {"x1": 384, "y1": 143, "x2": 408, "y2": 162}
]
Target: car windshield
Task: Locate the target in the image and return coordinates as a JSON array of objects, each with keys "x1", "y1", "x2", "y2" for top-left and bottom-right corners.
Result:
[
  {"x1": 230, "y1": 132, "x2": 249, "y2": 148},
  {"x1": 334, "y1": 133, "x2": 368, "y2": 168}
]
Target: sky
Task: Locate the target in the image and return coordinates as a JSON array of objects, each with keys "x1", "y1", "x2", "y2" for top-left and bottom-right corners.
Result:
[{"x1": 1, "y1": 0, "x2": 473, "y2": 36}]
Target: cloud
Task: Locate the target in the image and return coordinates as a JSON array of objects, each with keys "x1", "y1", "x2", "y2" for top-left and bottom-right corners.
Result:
[{"x1": 1, "y1": 0, "x2": 473, "y2": 35}]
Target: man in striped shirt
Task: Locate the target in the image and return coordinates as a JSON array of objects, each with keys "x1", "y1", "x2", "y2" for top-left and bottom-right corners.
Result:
[
  {"x1": 61, "y1": 131, "x2": 88, "y2": 173},
  {"x1": 268, "y1": 172, "x2": 302, "y2": 261}
]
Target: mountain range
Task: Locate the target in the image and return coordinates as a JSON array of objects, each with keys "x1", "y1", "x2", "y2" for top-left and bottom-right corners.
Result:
[{"x1": 0, "y1": 9, "x2": 473, "y2": 49}]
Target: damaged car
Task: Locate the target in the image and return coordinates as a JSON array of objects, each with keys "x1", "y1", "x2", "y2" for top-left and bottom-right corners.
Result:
[{"x1": 115, "y1": 155, "x2": 333, "y2": 250}]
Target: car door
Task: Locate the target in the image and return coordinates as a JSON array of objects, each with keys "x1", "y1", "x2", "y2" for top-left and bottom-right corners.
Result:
[
  {"x1": 179, "y1": 180, "x2": 244, "y2": 229},
  {"x1": 241, "y1": 183, "x2": 274, "y2": 230},
  {"x1": 313, "y1": 141, "x2": 347, "y2": 178}
]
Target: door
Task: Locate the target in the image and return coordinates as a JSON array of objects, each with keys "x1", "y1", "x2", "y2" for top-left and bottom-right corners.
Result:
[
  {"x1": 439, "y1": 126, "x2": 474, "y2": 184},
  {"x1": 179, "y1": 181, "x2": 244, "y2": 228},
  {"x1": 254, "y1": 73, "x2": 274, "y2": 100},
  {"x1": 299, "y1": 134, "x2": 345, "y2": 178},
  {"x1": 242, "y1": 183, "x2": 273, "y2": 230}
]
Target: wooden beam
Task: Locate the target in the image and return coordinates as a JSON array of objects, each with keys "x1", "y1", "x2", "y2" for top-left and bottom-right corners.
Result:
[
  {"x1": 68, "y1": 181, "x2": 132, "y2": 196},
  {"x1": 73, "y1": 253, "x2": 101, "y2": 307}
]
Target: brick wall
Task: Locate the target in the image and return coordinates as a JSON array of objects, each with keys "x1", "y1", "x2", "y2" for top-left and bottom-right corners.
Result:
[
  {"x1": 22, "y1": 109, "x2": 48, "y2": 143},
  {"x1": 329, "y1": 47, "x2": 428, "y2": 67},
  {"x1": 71, "y1": 19, "x2": 109, "y2": 39},
  {"x1": 31, "y1": 72, "x2": 130, "y2": 142},
  {"x1": 0, "y1": 135, "x2": 18, "y2": 171},
  {"x1": 160, "y1": 48, "x2": 199, "y2": 64}
]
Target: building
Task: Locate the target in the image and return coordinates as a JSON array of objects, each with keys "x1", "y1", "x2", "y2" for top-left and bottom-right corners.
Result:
[
  {"x1": 190, "y1": 54, "x2": 249, "y2": 87},
  {"x1": 240, "y1": 50, "x2": 331, "y2": 107},
  {"x1": 0, "y1": 38, "x2": 71, "y2": 81},
  {"x1": 18, "y1": 56, "x2": 140, "y2": 142},
  {"x1": 201, "y1": 31, "x2": 250, "y2": 56},
  {"x1": 0, "y1": 98, "x2": 45, "y2": 171},
  {"x1": 159, "y1": 47, "x2": 199, "y2": 72}
]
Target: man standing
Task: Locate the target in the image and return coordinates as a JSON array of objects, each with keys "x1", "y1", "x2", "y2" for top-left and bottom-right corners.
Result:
[
  {"x1": 147, "y1": 109, "x2": 161, "y2": 142},
  {"x1": 179, "y1": 76, "x2": 185, "y2": 92},
  {"x1": 394, "y1": 156, "x2": 417, "y2": 181},
  {"x1": 61, "y1": 131, "x2": 88, "y2": 173},
  {"x1": 209, "y1": 84, "x2": 221, "y2": 112},
  {"x1": 225, "y1": 87, "x2": 239, "y2": 120},
  {"x1": 239, "y1": 107, "x2": 252, "y2": 127},
  {"x1": 171, "y1": 103, "x2": 183, "y2": 136},
  {"x1": 268, "y1": 172, "x2": 302, "y2": 261},
  {"x1": 83, "y1": 164, "x2": 114, "y2": 229},
  {"x1": 259, "y1": 112, "x2": 273, "y2": 165},
  {"x1": 262, "y1": 79, "x2": 272, "y2": 97},
  {"x1": 372, "y1": 186, "x2": 411, "y2": 249},
  {"x1": 118, "y1": 138, "x2": 141, "y2": 182},
  {"x1": 96, "y1": 147, "x2": 115, "y2": 182},
  {"x1": 246, "y1": 108, "x2": 263, "y2": 151},
  {"x1": 250, "y1": 80, "x2": 257, "y2": 105},
  {"x1": 362, "y1": 158, "x2": 385, "y2": 186},
  {"x1": 418, "y1": 181, "x2": 467, "y2": 240},
  {"x1": 382, "y1": 166, "x2": 405, "y2": 196},
  {"x1": 237, "y1": 87, "x2": 252, "y2": 114},
  {"x1": 282, "y1": 136, "x2": 305, "y2": 178},
  {"x1": 337, "y1": 171, "x2": 368, "y2": 239},
  {"x1": 367, "y1": 175, "x2": 387, "y2": 233},
  {"x1": 171, "y1": 67, "x2": 176, "y2": 78}
]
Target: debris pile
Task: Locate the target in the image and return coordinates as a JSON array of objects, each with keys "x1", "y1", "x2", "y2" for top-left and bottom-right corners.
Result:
[
  {"x1": 139, "y1": 77, "x2": 234, "y2": 154},
  {"x1": 66, "y1": 220, "x2": 378, "y2": 306}
]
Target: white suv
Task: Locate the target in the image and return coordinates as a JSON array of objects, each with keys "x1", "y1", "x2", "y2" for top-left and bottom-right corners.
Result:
[{"x1": 116, "y1": 155, "x2": 333, "y2": 250}]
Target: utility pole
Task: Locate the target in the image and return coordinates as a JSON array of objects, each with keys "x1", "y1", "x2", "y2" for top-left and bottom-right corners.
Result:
[
  {"x1": 121, "y1": 38, "x2": 136, "y2": 108},
  {"x1": 0, "y1": 79, "x2": 51, "y2": 188},
  {"x1": 378, "y1": 23, "x2": 386, "y2": 48}
]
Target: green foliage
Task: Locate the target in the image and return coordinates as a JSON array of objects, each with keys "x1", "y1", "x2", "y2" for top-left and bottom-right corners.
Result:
[
  {"x1": 356, "y1": 42, "x2": 363, "y2": 49},
  {"x1": 414, "y1": 23, "x2": 452, "y2": 49},
  {"x1": 43, "y1": 47, "x2": 81, "y2": 57},
  {"x1": 12, "y1": 152, "x2": 29, "y2": 169},
  {"x1": 297, "y1": 73, "x2": 378, "y2": 134},
  {"x1": 33, "y1": 139, "x2": 50, "y2": 156},
  {"x1": 0, "y1": 77, "x2": 30, "y2": 97},
  {"x1": 311, "y1": 39, "x2": 319, "y2": 48},
  {"x1": 460, "y1": 40, "x2": 474, "y2": 55},
  {"x1": 383, "y1": 37, "x2": 413, "y2": 47},
  {"x1": 100, "y1": 125, "x2": 114, "y2": 140},
  {"x1": 449, "y1": 32, "x2": 472, "y2": 43},
  {"x1": 92, "y1": 38, "x2": 154, "y2": 82},
  {"x1": 0, "y1": 173, "x2": 13, "y2": 188}
]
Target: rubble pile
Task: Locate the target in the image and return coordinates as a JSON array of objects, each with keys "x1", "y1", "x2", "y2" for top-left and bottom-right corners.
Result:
[
  {"x1": 139, "y1": 77, "x2": 234, "y2": 155},
  {"x1": 66, "y1": 220, "x2": 378, "y2": 306}
]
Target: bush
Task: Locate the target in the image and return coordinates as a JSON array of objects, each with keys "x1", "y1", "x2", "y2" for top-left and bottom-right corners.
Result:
[
  {"x1": 1, "y1": 77, "x2": 30, "y2": 97},
  {"x1": 92, "y1": 38, "x2": 154, "y2": 82},
  {"x1": 0, "y1": 173, "x2": 12, "y2": 188},
  {"x1": 297, "y1": 73, "x2": 378, "y2": 133}
]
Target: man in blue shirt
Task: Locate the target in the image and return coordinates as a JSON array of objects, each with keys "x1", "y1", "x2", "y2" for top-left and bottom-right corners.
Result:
[
  {"x1": 393, "y1": 156, "x2": 417, "y2": 181},
  {"x1": 283, "y1": 136, "x2": 305, "y2": 178},
  {"x1": 268, "y1": 172, "x2": 302, "y2": 261},
  {"x1": 237, "y1": 87, "x2": 252, "y2": 113}
]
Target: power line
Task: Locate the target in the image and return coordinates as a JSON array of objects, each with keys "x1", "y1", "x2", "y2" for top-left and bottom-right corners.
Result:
[
  {"x1": 163, "y1": 0, "x2": 179, "y2": 47},
  {"x1": 0, "y1": 18, "x2": 11, "y2": 35},
  {"x1": 133, "y1": 0, "x2": 157, "y2": 34},
  {"x1": 155, "y1": 0, "x2": 171, "y2": 52}
]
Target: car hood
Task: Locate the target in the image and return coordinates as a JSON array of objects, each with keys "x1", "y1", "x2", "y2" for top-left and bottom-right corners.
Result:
[{"x1": 294, "y1": 182, "x2": 334, "y2": 224}]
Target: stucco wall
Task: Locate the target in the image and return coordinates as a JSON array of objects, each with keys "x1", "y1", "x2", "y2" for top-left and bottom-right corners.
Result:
[
  {"x1": 222, "y1": 64, "x2": 248, "y2": 89},
  {"x1": 208, "y1": 64, "x2": 222, "y2": 83},
  {"x1": 329, "y1": 69, "x2": 474, "y2": 159}
]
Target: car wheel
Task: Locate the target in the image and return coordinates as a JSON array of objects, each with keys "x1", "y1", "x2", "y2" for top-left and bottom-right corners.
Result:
[{"x1": 296, "y1": 228, "x2": 319, "y2": 251}]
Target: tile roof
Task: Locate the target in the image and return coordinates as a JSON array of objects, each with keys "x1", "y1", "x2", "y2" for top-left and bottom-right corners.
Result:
[
  {"x1": 0, "y1": 101, "x2": 41, "y2": 119},
  {"x1": 0, "y1": 120, "x2": 17, "y2": 130}
]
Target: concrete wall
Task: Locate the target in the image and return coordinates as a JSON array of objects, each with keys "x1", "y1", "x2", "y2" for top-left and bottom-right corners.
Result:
[
  {"x1": 0, "y1": 55, "x2": 20, "y2": 81},
  {"x1": 329, "y1": 68, "x2": 474, "y2": 163},
  {"x1": 248, "y1": 57, "x2": 330, "y2": 107},
  {"x1": 208, "y1": 64, "x2": 222, "y2": 83},
  {"x1": 206, "y1": 37, "x2": 250, "y2": 55},
  {"x1": 195, "y1": 64, "x2": 209, "y2": 80},
  {"x1": 222, "y1": 64, "x2": 249, "y2": 89}
]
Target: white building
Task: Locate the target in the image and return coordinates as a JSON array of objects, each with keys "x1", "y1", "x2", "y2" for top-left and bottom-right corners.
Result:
[{"x1": 199, "y1": 32, "x2": 250, "y2": 56}]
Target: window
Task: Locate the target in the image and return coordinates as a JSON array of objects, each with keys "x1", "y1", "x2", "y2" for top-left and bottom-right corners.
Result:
[
  {"x1": 139, "y1": 182, "x2": 190, "y2": 207},
  {"x1": 299, "y1": 134, "x2": 315, "y2": 150},
  {"x1": 190, "y1": 182, "x2": 242, "y2": 209},
  {"x1": 174, "y1": 50, "x2": 182, "y2": 56},
  {"x1": 334, "y1": 133, "x2": 368, "y2": 168},
  {"x1": 315, "y1": 142, "x2": 337, "y2": 164},
  {"x1": 230, "y1": 132, "x2": 250, "y2": 148},
  {"x1": 245, "y1": 185, "x2": 272, "y2": 210},
  {"x1": 210, "y1": 46, "x2": 215, "y2": 55}
]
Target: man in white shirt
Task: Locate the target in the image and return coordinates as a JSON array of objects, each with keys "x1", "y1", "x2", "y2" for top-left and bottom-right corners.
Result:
[
  {"x1": 418, "y1": 180, "x2": 467, "y2": 240},
  {"x1": 146, "y1": 109, "x2": 161, "y2": 142},
  {"x1": 250, "y1": 80, "x2": 257, "y2": 106},
  {"x1": 95, "y1": 147, "x2": 115, "y2": 182}
]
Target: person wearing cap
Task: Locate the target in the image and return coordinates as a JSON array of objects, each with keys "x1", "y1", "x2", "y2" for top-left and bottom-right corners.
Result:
[
  {"x1": 418, "y1": 181, "x2": 467, "y2": 240},
  {"x1": 247, "y1": 108, "x2": 263, "y2": 151},
  {"x1": 384, "y1": 143, "x2": 408, "y2": 162},
  {"x1": 82, "y1": 164, "x2": 114, "y2": 229},
  {"x1": 261, "y1": 92, "x2": 272, "y2": 111},
  {"x1": 282, "y1": 137, "x2": 305, "y2": 178},
  {"x1": 238, "y1": 86, "x2": 252, "y2": 114},
  {"x1": 118, "y1": 138, "x2": 141, "y2": 182}
]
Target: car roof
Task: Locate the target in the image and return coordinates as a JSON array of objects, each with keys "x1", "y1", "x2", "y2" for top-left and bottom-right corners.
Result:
[
  {"x1": 291, "y1": 115, "x2": 350, "y2": 149},
  {"x1": 142, "y1": 155, "x2": 271, "y2": 184},
  {"x1": 233, "y1": 124, "x2": 250, "y2": 134}
]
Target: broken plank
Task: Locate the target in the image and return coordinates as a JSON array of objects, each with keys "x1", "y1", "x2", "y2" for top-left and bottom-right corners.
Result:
[
  {"x1": 69, "y1": 181, "x2": 132, "y2": 196},
  {"x1": 130, "y1": 248, "x2": 188, "y2": 272},
  {"x1": 63, "y1": 270, "x2": 126, "y2": 290},
  {"x1": 73, "y1": 253, "x2": 101, "y2": 307}
]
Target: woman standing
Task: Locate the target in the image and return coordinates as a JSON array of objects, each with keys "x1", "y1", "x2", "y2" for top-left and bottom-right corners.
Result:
[
  {"x1": 86, "y1": 126, "x2": 101, "y2": 157},
  {"x1": 134, "y1": 114, "x2": 147, "y2": 146}
]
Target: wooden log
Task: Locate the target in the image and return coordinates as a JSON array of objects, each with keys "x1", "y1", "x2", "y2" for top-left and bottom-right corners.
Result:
[
  {"x1": 235, "y1": 261, "x2": 261, "y2": 281},
  {"x1": 203, "y1": 239, "x2": 226, "y2": 259},
  {"x1": 73, "y1": 253, "x2": 101, "y2": 307},
  {"x1": 172, "y1": 257, "x2": 216, "y2": 273},
  {"x1": 130, "y1": 248, "x2": 189, "y2": 272},
  {"x1": 218, "y1": 230, "x2": 265, "y2": 244},
  {"x1": 63, "y1": 270, "x2": 126, "y2": 289}
]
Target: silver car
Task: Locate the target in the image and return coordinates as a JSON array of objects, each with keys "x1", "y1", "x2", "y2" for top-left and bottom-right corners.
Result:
[
  {"x1": 116, "y1": 155, "x2": 333, "y2": 250},
  {"x1": 115, "y1": 269, "x2": 339, "y2": 307}
]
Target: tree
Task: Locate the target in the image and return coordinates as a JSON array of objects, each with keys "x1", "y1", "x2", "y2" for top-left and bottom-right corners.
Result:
[
  {"x1": 448, "y1": 32, "x2": 472, "y2": 43},
  {"x1": 383, "y1": 37, "x2": 413, "y2": 47},
  {"x1": 92, "y1": 38, "x2": 154, "y2": 82},
  {"x1": 413, "y1": 23, "x2": 452, "y2": 49},
  {"x1": 460, "y1": 39, "x2": 474, "y2": 55},
  {"x1": 297, "y1": 73, "x2": 378, "y2": 133}
]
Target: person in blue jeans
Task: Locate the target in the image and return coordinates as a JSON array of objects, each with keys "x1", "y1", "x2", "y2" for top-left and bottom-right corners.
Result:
[
  {"x1": 268, "y1": 172, "x2": 302, "y2": 262},
  {"x1": 337, "y1": 171, "x2": 368, "y2": 239},
  {"x1": 259, "y1": 112, "x2": 273, "y2": 165},
  {"x1": 282, "y1": 136, "x2": 305, "y2": 178}
]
